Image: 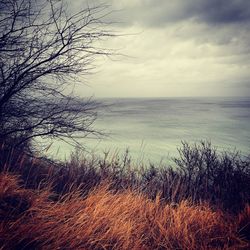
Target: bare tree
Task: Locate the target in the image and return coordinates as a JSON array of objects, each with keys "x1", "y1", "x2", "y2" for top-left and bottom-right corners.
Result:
[{"x1": 0, "y1": 0, "x2": 114, "y2": 148}]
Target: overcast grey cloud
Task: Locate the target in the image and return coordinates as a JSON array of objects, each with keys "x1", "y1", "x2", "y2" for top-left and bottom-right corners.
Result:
[
  {"x1": 70, "y1": 0, "x2": 250, "y2": 97},
  {"x1": 195, "y1": 0, "x2": 250, "y2": 24},
  {"x1": 104, "y1": 0, "x2": 250, "y2": 26}
]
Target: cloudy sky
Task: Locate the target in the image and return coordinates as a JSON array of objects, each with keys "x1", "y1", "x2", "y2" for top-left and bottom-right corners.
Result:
[{"x1": 72, "y1": 0, "x2": 250, "y2": 97}]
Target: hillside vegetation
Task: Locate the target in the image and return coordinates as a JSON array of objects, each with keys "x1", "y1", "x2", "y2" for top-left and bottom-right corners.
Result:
[{"x1": 0, "y1": 142, "x2": 249, "y2": 249}]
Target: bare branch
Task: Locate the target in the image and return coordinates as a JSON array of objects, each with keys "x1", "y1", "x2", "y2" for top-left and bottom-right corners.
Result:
[{"x1": 0, "y1": 0, "x2": 115, "y2": 148}]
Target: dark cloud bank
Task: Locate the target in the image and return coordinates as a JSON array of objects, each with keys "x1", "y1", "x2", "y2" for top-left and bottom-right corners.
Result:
[
  {"x1": 102, "y1": 0, "x2": 250, "y2": 26},
  {"x1": 71, "y1": 0, "x2": 250, "y2": 97}
]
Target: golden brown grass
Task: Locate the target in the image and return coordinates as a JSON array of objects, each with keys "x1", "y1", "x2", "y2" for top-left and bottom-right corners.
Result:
[
  {"x1": 238, "y1": 204, "x2": 250, "y2": 243},
  {"x1": 1, "y1": 141, "x2": 250, "y2": 213},
  {"x1": 0, "y1": 173, "x2": 249, "y2": 250}
]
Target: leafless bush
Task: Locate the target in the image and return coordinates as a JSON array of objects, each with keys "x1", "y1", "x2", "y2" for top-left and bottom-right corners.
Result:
[{"x1": 0, "y1": 0, "x2": 114, "y2": 147}]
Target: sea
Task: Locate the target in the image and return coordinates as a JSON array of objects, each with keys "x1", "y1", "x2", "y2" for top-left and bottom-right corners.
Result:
[{"x1": 45, "y1": 97, "x2": 250, "y2": 163}]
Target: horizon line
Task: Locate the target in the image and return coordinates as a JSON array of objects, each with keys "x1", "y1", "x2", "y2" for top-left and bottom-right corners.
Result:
[{"x1": 89, "y1": 95, "x2": 250, "y2": 99}]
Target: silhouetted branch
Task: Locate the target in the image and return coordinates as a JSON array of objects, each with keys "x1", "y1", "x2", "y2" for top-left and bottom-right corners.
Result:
[{"x1": 0, "y1": 0, "x2": 115, "y2": 148}]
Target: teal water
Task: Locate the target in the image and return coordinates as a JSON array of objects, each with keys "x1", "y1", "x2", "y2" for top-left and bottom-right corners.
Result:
[{"x1": 46, "y1": 97, "x2": 250, "y2": 163}]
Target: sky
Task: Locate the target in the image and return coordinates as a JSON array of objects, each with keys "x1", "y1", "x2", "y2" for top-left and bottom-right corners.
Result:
[{"x1": 71, "y1": 0, "x2": 250, "y2": 97}]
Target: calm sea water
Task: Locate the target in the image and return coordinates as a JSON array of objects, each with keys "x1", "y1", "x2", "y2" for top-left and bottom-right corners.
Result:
[{"x1": 47, "y1": 97, "x2": 250, "y2": 163}]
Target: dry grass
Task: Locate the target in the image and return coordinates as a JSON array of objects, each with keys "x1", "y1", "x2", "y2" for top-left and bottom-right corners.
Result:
[
  {"x1": 1, "y1": 141, "x2": 249, "y2": 213},
  {"x1": 0, "y1": 143, "x2": 249, "y2": 249},
  {"x1": 238, "y1": 204, "x2": 250, "y2": 243},
  {"x1": 0, "y1": 173, "x2": 249, "y2": 250}
]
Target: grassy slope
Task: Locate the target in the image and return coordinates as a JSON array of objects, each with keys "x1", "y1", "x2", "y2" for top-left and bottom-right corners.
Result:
[
  {"x1": 0, "y1": 173, "x2": 249, "y2": 250},
  {"x1": 0, "y1": 142, "x2": 249, "y2": 249}
]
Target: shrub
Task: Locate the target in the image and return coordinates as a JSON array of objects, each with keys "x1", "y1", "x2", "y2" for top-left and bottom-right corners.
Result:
[
  {"x1": 0, "y1": 173, "x2": 248, "y2": 250},
  {"x1": 0, "y1": 141, "x2": 249, "y2": 212}
]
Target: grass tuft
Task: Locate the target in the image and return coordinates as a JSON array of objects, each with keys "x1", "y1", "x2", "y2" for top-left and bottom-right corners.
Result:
[
  {"x1": 0, "y1": 141, "x2": 249, "y2": 249},
  {"x1": 0, "y1": 173, "x2": 248, "y2": 249}
]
